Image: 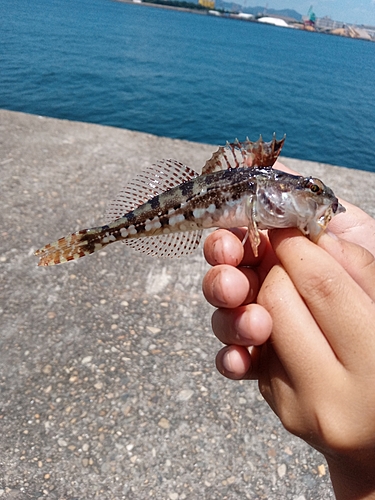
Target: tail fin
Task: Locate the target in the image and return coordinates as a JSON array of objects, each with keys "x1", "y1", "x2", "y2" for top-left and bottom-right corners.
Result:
[{"x1": 35, "y1": 229, "x2": 102, "y2": 266}]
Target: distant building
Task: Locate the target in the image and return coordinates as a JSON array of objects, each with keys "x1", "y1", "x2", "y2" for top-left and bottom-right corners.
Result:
[
  {"x1": 199, "y1": 0, "x2": 215, "y2": 9},
  {"x1": 315, "y1": 16, "x2": 344, "y2": 30}
]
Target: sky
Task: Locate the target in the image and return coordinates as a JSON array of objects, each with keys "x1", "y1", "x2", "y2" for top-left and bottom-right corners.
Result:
[{"x1": 240, "y1": 0, "x2": 375, "y2": 26}]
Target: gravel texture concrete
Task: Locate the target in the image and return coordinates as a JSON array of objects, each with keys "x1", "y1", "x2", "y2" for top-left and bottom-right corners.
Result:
[{"x1": 1, "y1": 109, "x2": 375, "y2": 500}]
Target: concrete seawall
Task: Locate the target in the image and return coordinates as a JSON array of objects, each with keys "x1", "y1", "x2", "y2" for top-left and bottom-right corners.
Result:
[{"x1": 1, "y1": 109, "x2": 374, "y2": 499}]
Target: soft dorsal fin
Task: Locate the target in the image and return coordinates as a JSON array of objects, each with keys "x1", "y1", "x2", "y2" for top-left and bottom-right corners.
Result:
[
  {"x1": 202, "y1": 134, "x2": 286, "y2": 175},
  {"x1": 105, "y1": 159, "x2": 200, "y2": 221},
  {"x1": 105, "y1": 159, "x2": 203, "y2": 258}
]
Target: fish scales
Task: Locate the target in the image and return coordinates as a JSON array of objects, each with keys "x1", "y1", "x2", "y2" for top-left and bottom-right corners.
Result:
[
  {"x1": 35, "y1": 136, "x2": 345, "y2": 266},
  {"x1": 36, "y1": 168, "x2": 258, "y2": 265}
]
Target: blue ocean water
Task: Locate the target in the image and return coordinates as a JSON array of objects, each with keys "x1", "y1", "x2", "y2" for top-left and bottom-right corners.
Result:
[{"x1": 1, "y1": 0, "x2": 374, "y2": 171}]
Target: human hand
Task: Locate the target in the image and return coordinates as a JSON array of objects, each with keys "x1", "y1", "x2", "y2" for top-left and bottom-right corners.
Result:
[
  {"x1": 203, "y1": 228, "x2": 375, "y2": 499},
  {"x1": 203, "y1": 162, "x2": 375, "y2": 383},
  {"x1": 202, "y1": 162, "x2": 375, "y2": 499}
]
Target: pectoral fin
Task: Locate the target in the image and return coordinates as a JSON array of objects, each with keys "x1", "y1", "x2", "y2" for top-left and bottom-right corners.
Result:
[{"x1": 246, "y1": 197, "x2": 261, "y2": 257}]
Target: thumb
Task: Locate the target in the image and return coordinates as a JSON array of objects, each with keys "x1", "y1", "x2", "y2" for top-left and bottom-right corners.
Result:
[{"x1": 318, "y1": 231, "x2": 375, "y2": 301}]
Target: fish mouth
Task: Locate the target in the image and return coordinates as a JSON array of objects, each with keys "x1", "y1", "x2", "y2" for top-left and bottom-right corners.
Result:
[
  {"x1": 333, "y1": 201, "x2": 346, "y2": 215},
  {"x1": 318, "y1": 200, "x2": 346, "y2": 227},
  {"x1": 331, "y1": 202, "x2": 339, "y2": 214}
]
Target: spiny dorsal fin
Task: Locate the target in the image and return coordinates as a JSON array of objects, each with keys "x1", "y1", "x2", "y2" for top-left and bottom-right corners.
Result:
[
  {"x1": 105, "y1": 159, "x2": 199, "y2": 222},
  {"x1": 201, "y1": 134, "x2": 286, "y2": 175}
]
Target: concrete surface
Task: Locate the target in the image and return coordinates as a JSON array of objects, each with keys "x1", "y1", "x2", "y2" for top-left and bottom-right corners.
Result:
[{"x1": 1, "y1": 109, "x2": 375, "y2": 500}]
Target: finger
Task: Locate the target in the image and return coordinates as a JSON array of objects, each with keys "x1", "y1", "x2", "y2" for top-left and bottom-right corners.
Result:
[
  {"x1": 327, "y1": 201, "x2": 375, "y2": 257},
  {"x1": 269, "y1": 229, "x2": 375, "y2": 370},
  {"x1": 318, "y1": 231, "x2": 375, "y2": 300},
  {"x1": 216, "y1": 344, "x2": 264, "y2": 381},
  {"x1": 203, "y1": 229, "x2": 244, "y2": 267},
  {"x1": 257, "y1": 263, "x2": 340, "y2": 387},
  {"x1": 216, "y1": 345, "x2": 252, "y2": 380},
  {"x1": 274, "y1": 161, "x2": 299, "y2": 176},
  {"x1": 232, "y1": 228, "x2": 279, "y2": 281},
  {"x1": 203, "y1": 228, "x2": 268, "y2": 267},
  {"x1": 211, "y1": 304, "x2": 272, "y2": 346},
  {"x1": 202, "y1": 265, "x2": 259, "y2": 308}
]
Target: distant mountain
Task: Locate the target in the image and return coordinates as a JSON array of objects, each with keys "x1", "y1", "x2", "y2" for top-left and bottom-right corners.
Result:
[
  {"x1": 214, "y1": 2, "x2": 302, "y2": 21},
  {"x1": 257, "y1": 7, "x2": 302, "y2": 21}
]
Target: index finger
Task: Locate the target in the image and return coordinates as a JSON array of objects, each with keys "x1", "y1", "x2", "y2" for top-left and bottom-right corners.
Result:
[{"x1": 203, "y1": 228, "x2": 269, "y2": 267}]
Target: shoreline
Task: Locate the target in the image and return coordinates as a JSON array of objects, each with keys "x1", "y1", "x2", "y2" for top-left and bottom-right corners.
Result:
[
  {"x1": 114, "y1": 0, "x2": 375, "y2": 42},
  {"x1": 115, "y1": 0, "x2": 208, "y2": 15}
]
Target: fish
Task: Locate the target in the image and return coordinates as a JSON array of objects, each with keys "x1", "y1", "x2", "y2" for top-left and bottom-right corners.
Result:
[{"x1": 34, "y1": 135, "x2": 345, "y2": 267}]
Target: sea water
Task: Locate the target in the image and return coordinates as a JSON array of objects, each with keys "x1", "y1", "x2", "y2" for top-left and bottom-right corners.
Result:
[{"x1": 1, "y1": 0, "x2": 374, "y2": 171}]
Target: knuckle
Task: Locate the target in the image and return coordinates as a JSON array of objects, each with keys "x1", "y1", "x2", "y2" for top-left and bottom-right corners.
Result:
[{"x1": 298, "y1": 271, "x2": 345, "y2": 307}]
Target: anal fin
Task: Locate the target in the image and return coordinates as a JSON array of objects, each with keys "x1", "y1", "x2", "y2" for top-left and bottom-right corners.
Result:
[{"x1": 124, "y1": 230, "x2": 203, "y2": 258}]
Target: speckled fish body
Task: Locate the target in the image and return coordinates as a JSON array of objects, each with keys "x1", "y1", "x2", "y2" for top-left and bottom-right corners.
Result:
[{"x1": 35, "y1": 136, "x2": 345, "y2": 266}]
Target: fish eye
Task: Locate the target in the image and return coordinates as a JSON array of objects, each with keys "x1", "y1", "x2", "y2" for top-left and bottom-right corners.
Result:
[{"x1": 305, "y1": 178, "x2": 324, "y2": 195}]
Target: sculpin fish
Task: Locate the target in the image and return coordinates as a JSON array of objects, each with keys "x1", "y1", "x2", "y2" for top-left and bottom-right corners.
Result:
[{"x1": 35, "y1": 135, "x2": 345, "y2": 266}]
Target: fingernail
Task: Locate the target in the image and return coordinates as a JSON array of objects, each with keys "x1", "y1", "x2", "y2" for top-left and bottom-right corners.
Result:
[
  {"x1": 211, "y1": 273, "x2": 222, "y2": 301},
  {"x1": 234, "y1": 313, "x2": 254, "y2": 343},
  {"x1": 211, "y1": 273, "x2": 228, "y2": 308},
  {"x1": 222, "y1": 349, "x2": 236, "y2": 374}
]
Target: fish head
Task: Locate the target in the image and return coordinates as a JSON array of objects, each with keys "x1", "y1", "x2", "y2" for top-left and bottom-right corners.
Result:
[
  {"x1": 254, "y1": 171, "x2": 346, "y2": 239},
  {"x1": 290, "y1": 175, "x2": 346, "y2": 239}
]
